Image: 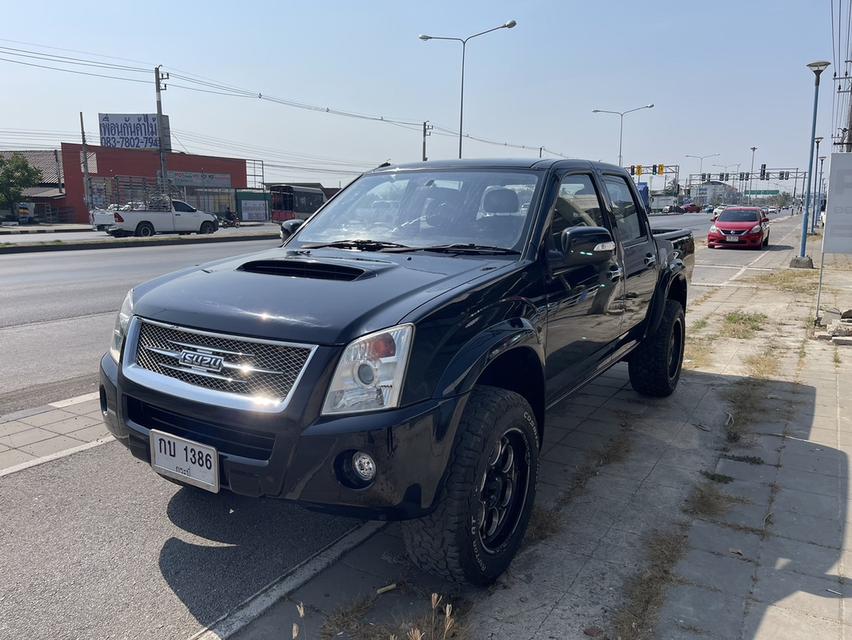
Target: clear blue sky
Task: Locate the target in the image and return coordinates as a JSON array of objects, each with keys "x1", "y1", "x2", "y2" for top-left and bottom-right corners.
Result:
[{"x1": 0, "y1": 0, "x2": 836, "y2": 185}]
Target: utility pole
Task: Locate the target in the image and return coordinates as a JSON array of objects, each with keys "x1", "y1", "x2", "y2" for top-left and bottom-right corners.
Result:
[
  {"x1": 748, "y1": 146, "x2": 757, "y2": 204},
  {"x1": 539, "y1": 146, "x2": 543, "y2": 158},
  {"x1": 154, "y1": 65, "x2": 169, "y2": 194},
  {"x1": 809, "y1": 138, "x2": 823, "y2": 233},
  {"x1": 421, "y1": 121, "x2": 432, "y2": 161},
  {"x1": 54, "y1": 149, "x2": 63, "y2": 194},
  {"x1": 814, "y1": 155, "x2": 826, "y2": 230},
  {"x1": 79, "y1": 112, "x2": 92, "y2": 211}
]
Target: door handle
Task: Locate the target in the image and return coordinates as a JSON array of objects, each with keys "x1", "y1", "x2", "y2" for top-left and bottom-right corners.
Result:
[
  {"x1": 607, "y1": 266, "x2": 623, "y2": 282},
  {"x1": 644, "y1": 254, "x2": 656, "y2": 267}
]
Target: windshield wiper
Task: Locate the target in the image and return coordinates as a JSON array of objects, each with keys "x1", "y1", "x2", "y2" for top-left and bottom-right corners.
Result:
[
  {"x1": 301, "y1": 239, "x2": 411, "y2": 251},
  {"x1": 389, "y1": 243, "x2": 520, "y2": 255}
]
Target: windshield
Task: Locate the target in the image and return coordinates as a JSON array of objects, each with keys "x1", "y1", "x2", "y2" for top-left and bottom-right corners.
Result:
[
  {"x1": 717, "y1": 209, "x2": 760, "y2": 222},
  {"x1": 295, "y1": 170, "x2": 541, "y2": 251}
]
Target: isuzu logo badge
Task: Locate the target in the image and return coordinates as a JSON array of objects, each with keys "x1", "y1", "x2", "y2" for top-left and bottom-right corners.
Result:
[{"x1": 178, "y1": 350, "x2": 224, "y2": 372}]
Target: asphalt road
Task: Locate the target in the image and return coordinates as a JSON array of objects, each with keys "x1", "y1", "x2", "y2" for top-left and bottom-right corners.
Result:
[
  {"x1": 0, "y1": 238, "x2": 280, "y2": 414},
  {"x1": 0, "y1": 441, "x2": 357, "y2": 640}
]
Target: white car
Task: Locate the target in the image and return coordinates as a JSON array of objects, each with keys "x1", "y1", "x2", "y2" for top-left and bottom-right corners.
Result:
[
  {"x1": 712, "y1": 205, "x2": 727, "y2": 218},
  {"x1": 108, "y1": 198, "x2": 218, "y2": 237}
]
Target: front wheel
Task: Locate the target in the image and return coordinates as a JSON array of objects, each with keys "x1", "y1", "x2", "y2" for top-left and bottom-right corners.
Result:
[
  {"x1": 402, "y1": 386, "x2": 539, "y2": 585},
  {"x1": 200, "y1": 221, "x2": 215, "y2": 234},
  {"x1": 628, "y1": 299, "x2": 685, "y2": 397}
]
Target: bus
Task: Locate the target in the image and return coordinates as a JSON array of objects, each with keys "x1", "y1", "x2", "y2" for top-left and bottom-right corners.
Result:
[{"x1": 268, "y1": 184, "x2": 326, "y2": 222}]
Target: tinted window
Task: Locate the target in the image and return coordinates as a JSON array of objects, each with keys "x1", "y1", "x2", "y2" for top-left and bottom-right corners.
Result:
[
  {"x1": 172, "y1": 200, "x2": 195, "y2": 212},
  {"x1": 549, "y1": 174, "x2": 605, "y2": 248},
  {"x1": 297, "y1": 170, "x2": 540, "y2": 251},
  {"x1": 602, "y1": 176, "x2": 644, "y2": 242},
  {"x1": 718, "y1": 209, "x2": 760, "y2": 222}
]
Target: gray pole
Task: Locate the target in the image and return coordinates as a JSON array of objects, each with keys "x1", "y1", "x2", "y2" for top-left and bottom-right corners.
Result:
[
  {"x1": 154, "y1": 66, "x2": 169, "y2": 193},
  {"x1": 748, "y1": 147, "x2": 757, "y2": 204},
  {"x1": 814, "y1": 155, "x2": 825, "y2": 228},
  {"x1": 617, "y1": 114, "x2": 624, "y2": 167},
  {"x1": 422, "y1": 122, "x2": 428, "y2": 161},
  {"x1": 799, "y1": 75, "x2": 822, "y2": 257},
  {"x1": 79, "y1": 112, "x2": 92, "y2": 211},
  {"x1": 458, "y1": 42, "x2": 466, "y2": 159},
  {"x1": 809, "y1": 139, "x2": 822, "y2": 233}
]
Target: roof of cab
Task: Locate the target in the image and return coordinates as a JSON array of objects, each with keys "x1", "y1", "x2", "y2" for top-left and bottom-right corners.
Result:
[{"x1": 371, "y1": 158, "x2": 626, "y2": 173}]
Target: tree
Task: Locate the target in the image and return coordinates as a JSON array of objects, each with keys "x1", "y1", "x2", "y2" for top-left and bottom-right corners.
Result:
[{"x1": 0, "y1": 154, "x2": 42, "y2": 216}]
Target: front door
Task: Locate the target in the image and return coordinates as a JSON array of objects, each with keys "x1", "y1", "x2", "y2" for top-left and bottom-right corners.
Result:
[
  {"x1": 601, "y1": 174, "x2": 658, "y2": 333},
  {"x1": 544, "y1": 172, "x2": 625, "y2": 403},
  {"x1": 172, "y1": 200, "x2": 199, "y2": 232}
]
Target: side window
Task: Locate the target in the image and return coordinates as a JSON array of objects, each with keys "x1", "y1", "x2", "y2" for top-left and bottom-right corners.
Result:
[
  {"x1": 602, "y1": 175, "x2": 645, "y2": 242},
  {"x1": 549, "y1": 174, "x2": 605, "y2": 252},
  {"x1": 172, "y1": 200, "x2": 192, "y2": 213}
]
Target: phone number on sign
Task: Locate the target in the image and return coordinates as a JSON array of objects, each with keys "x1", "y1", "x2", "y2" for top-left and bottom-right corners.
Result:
[{"x1": 101, "y1": 136, "x2": 159, "y2": 148}]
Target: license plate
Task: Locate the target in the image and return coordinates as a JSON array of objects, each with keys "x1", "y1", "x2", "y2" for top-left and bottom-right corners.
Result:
[
  {"x1": 149, "y1": 429, "x2": 219, "y2": 493},
  {"x1": 725, "y1": 236, "x2": 740, "y2": 242}
]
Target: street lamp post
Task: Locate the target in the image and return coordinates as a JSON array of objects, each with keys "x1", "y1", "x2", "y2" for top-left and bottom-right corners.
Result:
[
  {"x1": 794, "y1": 60, "x2": 831, "y2": 267},
  {"x1": 685, "y1": 153, "x2": 719, "y2": 204},
  {"x1": 592, "y1": 104, "x2": 655, "y2": 166},
  {"x1": 809, "y1": 137, "x2": 823, "y2": 233},
  {"x1": 419, "y1": 20, "x2": 517, "y2": 159},
  {"x1": 748, "y1": 146, "x2": 757, "y2": 204}
]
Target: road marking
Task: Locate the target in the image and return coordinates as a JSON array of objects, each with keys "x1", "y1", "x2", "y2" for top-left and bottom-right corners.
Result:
[
  {"x1": 188, "y1": 521, "x2": 386, "y2": 640},
  {"x1": 0, "y1": 436, "x2": 115, "y2": 478},
  {"x1": 49, "y1": 391, "x2": 101, "y2": 408}
]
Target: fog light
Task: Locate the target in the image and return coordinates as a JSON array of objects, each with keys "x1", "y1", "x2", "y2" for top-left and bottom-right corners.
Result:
[{"x1": 352, "y1": 452, "x2": 376, "y2": 482}]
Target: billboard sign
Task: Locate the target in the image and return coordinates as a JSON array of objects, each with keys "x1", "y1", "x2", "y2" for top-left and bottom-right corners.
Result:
[
  {"x1": 169, "y1": 171, "x2": 232, "y2": 188},
  {"x1": 239, "y1": 199, "x2": 269, "y2": 221},
  {"x1": 99, "y1": 113, "x2": 171, "y2": 150},
  {"x1": 825, "y1": 153, "x2": 852, "y2": 254}
]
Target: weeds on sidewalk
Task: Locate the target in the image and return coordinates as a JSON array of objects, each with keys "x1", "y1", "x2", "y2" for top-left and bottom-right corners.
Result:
[
  {"x1": 684, "y1": 337, "x2": 712, "y2": 369},
  {"x1": 683, "y1": 483, "x2": 747, "y2": 518},
  {"x1": 720, "y1": 311, "x2": 767, "y2": 339},
  {"x1": 612, "y1": 525, "x2": 689, "y2": 640},
  {"x1": 722, "y1": 341, "x2": 779, "y2": 442},
  {"x1": 747, "y1": 269, "x2": 818, "y2": 294},
  {"x1": 319, "y1": 593, "x2": 461, "y2": 640}
]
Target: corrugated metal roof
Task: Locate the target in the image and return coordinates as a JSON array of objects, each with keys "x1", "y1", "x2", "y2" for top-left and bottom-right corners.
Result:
[
  {"x1": 0, "y1": 149, "x2": 64, "y2": 184},
  {"x1": 22, "y1": 186, "x2": 64, "y2": 199}
]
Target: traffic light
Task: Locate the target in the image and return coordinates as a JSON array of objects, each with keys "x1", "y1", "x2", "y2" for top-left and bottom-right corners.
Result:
[
  {"x1": 745, "y1": 172, "x2": 750, "y2": 181},
  {"x1": 739, "y1": 172, "x2": 745, "y2": 181},
  {"x1": 701, "y1": 173, "x2": 707, "y2": 182},
  {"x1": 636, "y1": 164, "x2": 643, "y2": 176},
  {"x1": 760, "y1": 164, "x2": 766, "y2": 180},
  {"x1": 651, "y1": 164, "x2": 657, "y2": 175},
  {"x1": 629, "y1": 165, "x2": 635, "y2": 175},
  {"x1": 719, "y1": 173, "x2": 725, "y2": 181},
  {"x1": 658, "y1": 164, "x2": 665, "y2": 175}
]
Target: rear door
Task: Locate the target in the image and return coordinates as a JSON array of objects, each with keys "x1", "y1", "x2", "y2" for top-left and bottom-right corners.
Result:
[
  {"x1": 601, "y1": 174, "x2": 658, "y2": 333},
  {"x1": 544, "y1": 171, "x2": 624, "y2": 402}
]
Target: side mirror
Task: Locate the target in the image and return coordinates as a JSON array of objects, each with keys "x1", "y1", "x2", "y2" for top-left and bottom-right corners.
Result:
[
  {"x1": 279, "y1": 219, "x2": 303, "y2": 240},
  {"x1": 560, "y1": 226, "x2": 615, "y2": 264}
]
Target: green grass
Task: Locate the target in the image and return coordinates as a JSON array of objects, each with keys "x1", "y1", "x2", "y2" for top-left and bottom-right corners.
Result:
[{"x1": 720, "y1": 311, "x2": 767, "y2": 339}]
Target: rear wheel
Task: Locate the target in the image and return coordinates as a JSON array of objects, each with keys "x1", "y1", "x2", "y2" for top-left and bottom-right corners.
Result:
[
  {"x1": 628, "y1": 299, "x2": 685, "y2": 397},
  {"x1": 135, "y1": 222, "x2": 155, "y2": 238},
  {"x1": 402, "y1": 385, "x2": 539, "y2": 585},
  {"x1": 200, "y1": 221, "x2": 215, "y2": 234}
]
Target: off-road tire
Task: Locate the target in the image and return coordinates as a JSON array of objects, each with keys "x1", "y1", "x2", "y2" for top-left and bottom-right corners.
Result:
[
  {"x1": 135, "y1": 222, "x2": 155, "y2": 238},
  {"x1": 200, "y1": 221, "x2": 215, "y2": 234},
  {"x1": 628, "y1": 299, "x2": 685, "y2": 397},
  {"x1": 401, "y1": 385, "x2": 539, "y2": 585}
]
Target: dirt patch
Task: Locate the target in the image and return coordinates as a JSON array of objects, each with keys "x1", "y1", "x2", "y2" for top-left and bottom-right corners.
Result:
[
  {"x1": 321, "y1": 596, "x2": 375, "y2": 639},
  {"x1": 746, "y1": 269, "x2": 818, "y2": 294},
  {"x1": 526, "y1": 506, "x2": 562, "y2": 543},
  {"x1": 690, "y1": 317, "x2": 709, "y2": 332},
  {"x1": 611, "y1": 526, "x2": 689, "y2": 640},
  {"x1": 683, "y1": 483, "x2": 748, "y2": 519},
  {"x1": 719, "y1": 311, "x2": 768, "y2": 339},
  {"x1": 684, "y1": 337, "x2": 712, "y2": 370},
  {"x1": 700, "y1": 470, "x2": 734, "y2": 484}
]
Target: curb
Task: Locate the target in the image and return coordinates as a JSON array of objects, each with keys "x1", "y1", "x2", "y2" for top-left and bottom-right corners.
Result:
[{"x1": 0, "y1": 232, "x2": 280, "y2": 254}]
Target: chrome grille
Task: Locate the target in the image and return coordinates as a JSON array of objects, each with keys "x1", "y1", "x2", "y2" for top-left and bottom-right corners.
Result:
[{"x1": 134, "y1": 320, "x2": 313, "y2": 401}]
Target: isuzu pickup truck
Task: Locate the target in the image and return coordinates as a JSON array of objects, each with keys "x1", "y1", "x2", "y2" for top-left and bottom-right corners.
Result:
[{"x1": 100, "y1": 159, "x2": 693, "y2": 584}]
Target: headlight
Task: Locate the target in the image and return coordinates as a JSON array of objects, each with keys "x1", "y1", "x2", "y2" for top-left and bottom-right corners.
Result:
[
  {"x1": 709, "y1": 225, "x2": 719, "y2": 234},
  {"x1": 109, "y1": 290, "x2": 134, "y2": 363},
  {"x1": 749, "y1": 224, "x2": 762, "y2": 233},
  {"x1": 322, "y1": 324, "x2": 414, "y2": 415}
]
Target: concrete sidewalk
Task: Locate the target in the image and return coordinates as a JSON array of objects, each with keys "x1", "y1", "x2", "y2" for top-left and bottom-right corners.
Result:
[
  {"x1": 227, "y1": 237, "x2": 852, "y2": 640},
  {"x1": 0, "y1": 223, "x2": 92, "y2": 234}
]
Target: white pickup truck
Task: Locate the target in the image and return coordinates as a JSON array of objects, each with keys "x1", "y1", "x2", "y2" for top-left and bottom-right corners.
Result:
[{"x1": 108, "y1": 199, "x2": 218, "y2": 237}]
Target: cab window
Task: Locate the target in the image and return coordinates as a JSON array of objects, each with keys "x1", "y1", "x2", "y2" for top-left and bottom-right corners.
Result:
[
  {"x1": 602, "y1": 175, "x2": 645, "y2": 242},
  {"x1": 548, "y1": 174, "x2": 605, "y2": 249}
]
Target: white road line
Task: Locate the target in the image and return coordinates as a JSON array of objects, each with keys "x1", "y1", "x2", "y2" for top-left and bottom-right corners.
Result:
[
  {"x1": 0, "y1": 436, "x2": 115, "y2": 477},
  {"x1": 188, "y1": 521, "x2": 386, "y2": 640},
  {"x1": 49, "y1": 391, "x2": 100, "y2": 408}
]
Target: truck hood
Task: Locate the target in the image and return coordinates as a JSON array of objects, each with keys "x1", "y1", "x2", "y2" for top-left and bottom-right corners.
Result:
[{"x1": 132, "y1": 247, "x2": 510, "y2": 345}]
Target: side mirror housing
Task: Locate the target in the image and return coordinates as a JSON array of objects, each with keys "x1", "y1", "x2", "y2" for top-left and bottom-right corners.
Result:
[
  {"x1": 279, "y1": 219, "x2": 304, "y2": 241},
  {"x1": 761, "y1": 217, "x2": 769, "y2": 223},
  {"x1": 560, "y1": 226, "x2": 615, "y2": 264}
]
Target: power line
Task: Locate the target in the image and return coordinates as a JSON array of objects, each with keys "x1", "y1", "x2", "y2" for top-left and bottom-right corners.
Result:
[{"x1": 0, "y1": 56, "x2": 150, "y2": 84}]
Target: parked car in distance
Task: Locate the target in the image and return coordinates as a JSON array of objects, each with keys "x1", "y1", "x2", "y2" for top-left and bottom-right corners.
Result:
[
  {"x1": 708, "y1": 206, "x2": 769, "y2": 249},
  {"x1": 100, "y1": 158, "x2": 694, "y2": 585},
  {"x1": 108, "y1": 198, "x2": 218, "y2": 237},
  {"x1": 703, "y1": 205, "x2": 714, "y2": 213},
  {"x1": 712, "y1": 205, "x2": 728, "y2": 218},
  {"x1": 682, "y1": 203, "x2": 701, "y2": 213},
  {"x1": 663, "y1": 204, "x2": 685, "y2": 214}
]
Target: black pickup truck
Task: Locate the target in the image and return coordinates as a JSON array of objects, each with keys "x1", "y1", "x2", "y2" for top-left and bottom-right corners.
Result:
[{"x1": 99, "y1": 159, "x2": 693, "y2": 584}]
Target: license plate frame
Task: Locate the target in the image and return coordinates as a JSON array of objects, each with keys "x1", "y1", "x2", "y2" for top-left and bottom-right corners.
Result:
[
  {"x1": 149, "y1": 429, "x2": 220, "y2": 493},
  {"x1": 725, "y1": 235, "x2": 740, "y2": 242}
]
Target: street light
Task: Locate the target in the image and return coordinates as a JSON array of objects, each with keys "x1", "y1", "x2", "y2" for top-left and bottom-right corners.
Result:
[
  {"x1": 419, "y1": 20, "x2": 517, "y2": 159},
  {"x1": 794, "y1": 60, "x2": 831, "y2": 267},
  {"x1": 809, "y1": 136, "x2": 824, "y2": 233},
  {"x1": 592, "y1": 104, "x2": 654, "y2": 166},
  {"x1": 685, "y1": 153, "x2": 719, "y2": 204},
  {"x1": 748, "y1": 146, "x2": 757, "y2": 204}
]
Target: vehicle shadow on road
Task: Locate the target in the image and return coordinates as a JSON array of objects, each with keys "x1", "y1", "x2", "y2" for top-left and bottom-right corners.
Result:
[{"x1": 158, "y1": 488, "x2": 357, "y2": 628}]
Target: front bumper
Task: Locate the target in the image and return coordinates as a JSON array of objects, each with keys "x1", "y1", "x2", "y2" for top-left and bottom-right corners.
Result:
[
  {"x1": 99, "y1": 353, "x2": 466, "y2": 519},
  {"x1": 707, "y1": 232, "x2": 763, "y2": 247}
]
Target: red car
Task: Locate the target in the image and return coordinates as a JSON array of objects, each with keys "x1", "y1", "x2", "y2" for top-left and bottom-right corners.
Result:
[
  {"x1": 708, "y1": 207, "x2": 769, "y2": 249},
  {"x1": 682, "y1": 203, "x2": 701, "y2": 213}
]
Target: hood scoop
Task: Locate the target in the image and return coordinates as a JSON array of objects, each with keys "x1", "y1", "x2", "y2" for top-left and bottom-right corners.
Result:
[{"x1": 238, "y1": 259, "x2": 367, "y2": 281}]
